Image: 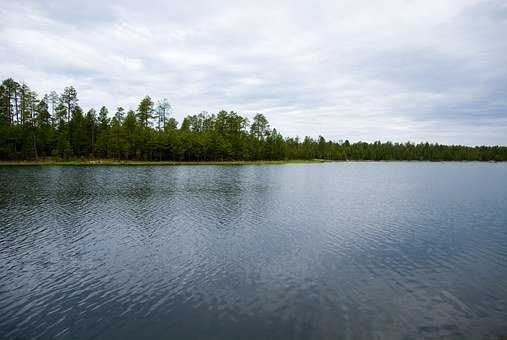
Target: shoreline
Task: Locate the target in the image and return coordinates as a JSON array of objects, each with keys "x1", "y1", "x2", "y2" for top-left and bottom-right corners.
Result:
[
  {"x1": 0, "y1": 159, "x2": 503, "y2": 166},
  {"x1": 0, "y1": 159, "x2": 324, "y2": 166}
]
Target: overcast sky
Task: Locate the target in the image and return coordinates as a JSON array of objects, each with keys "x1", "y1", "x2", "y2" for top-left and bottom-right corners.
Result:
[{"x1": 1, "y1": 0, "x2": 506, "y2": 145}]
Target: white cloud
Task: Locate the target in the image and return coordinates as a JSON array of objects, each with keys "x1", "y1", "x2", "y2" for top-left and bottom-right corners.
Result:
[{"x1": 1, "y1": 0, "x2": 506, "y2": 145}]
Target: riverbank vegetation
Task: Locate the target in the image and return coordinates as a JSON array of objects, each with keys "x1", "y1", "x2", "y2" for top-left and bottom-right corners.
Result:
[
  {"x1": 1, "y1": 78, "x2": 506, "y2": 162},
  {"x1": 0, "y1": 159, "x2": 325, "y2": 166}
]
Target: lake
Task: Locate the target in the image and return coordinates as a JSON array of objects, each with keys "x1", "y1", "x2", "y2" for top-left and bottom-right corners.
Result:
[{"x1": 0, "y1": 163, "x2": 506, "y2": 339}]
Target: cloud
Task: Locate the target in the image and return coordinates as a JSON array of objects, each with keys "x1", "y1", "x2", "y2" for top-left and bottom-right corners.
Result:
[{"x1": 1, "y1": 0, "x2": 506, "y2": 145}]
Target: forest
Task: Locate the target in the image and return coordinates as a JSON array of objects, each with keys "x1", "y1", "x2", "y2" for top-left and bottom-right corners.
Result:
[{"x1": 1, "y1": 78, "x2": 506, "y2": 162}]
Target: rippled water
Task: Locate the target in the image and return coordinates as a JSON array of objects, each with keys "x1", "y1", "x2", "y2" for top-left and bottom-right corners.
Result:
[{"x1": 1, "y1": 163, "x2": 506, "y2": 339}]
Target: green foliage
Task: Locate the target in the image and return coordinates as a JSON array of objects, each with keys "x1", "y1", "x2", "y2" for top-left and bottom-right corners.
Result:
[
  {"x1": 60, "y1": 86, "x2": 78, "y2": 122},
  {"x1": 137, "y1": 96, "x2": 154, "y2": 129},
  {"x1": 0, "y1": 78, "x2": 506, "y2": 162},
  {"x1": 251, "y1": 113, "x2": 270, "y2": 140}
]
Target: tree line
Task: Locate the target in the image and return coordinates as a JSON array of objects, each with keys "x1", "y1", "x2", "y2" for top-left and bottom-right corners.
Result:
[{"x1": 1, "y1": 78, "x2": 506, "y2": 162}]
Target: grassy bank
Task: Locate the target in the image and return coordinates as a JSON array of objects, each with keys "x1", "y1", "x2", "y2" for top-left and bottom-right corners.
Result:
[{"x1": 0, "y1": 159, "x2": 325, "y2": 166}]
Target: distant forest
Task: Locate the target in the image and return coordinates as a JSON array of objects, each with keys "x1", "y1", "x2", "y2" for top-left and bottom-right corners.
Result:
[{"x1": 1, "y1": 78, "x2": 506, "y2": 162}]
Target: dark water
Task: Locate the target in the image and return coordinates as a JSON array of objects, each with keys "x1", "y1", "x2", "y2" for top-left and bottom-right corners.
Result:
[{"x1": 1, "y1": 163, "x2": 506, "y2": 340}]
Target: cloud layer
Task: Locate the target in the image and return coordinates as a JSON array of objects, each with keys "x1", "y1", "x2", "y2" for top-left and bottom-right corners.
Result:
[{"x1": 1, "y1": 0, "x2": 506, "y2": 144}]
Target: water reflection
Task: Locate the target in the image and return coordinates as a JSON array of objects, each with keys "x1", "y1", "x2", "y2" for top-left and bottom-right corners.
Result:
[{"x1": 0, "y1": 163, "x2": 506, "y2": 339}]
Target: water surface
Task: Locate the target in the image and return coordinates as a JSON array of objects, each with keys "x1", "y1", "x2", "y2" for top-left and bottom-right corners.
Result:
[{"x1": 1, "y1": 163, "x2": 506, "y2": 339}]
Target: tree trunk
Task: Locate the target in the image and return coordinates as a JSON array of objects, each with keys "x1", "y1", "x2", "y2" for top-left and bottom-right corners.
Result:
[{"x1": 33, "y1": 132, "x2": 38, "y2": 160}]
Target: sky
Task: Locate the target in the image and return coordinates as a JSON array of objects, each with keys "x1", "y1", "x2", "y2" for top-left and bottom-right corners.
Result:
[{"x1": 1, "y1": 0, "x2": 506, "y2": 145}]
